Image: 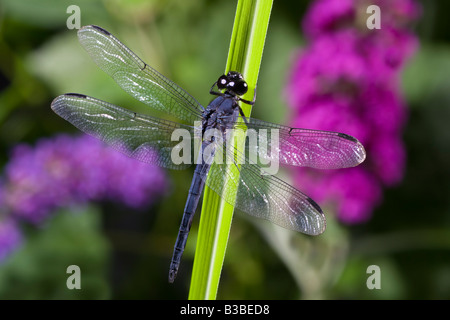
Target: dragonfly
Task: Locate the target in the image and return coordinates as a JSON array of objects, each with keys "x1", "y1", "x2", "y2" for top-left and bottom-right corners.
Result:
[{"x1": 51, "y1": 25, "x2": 366, "y2": 283}]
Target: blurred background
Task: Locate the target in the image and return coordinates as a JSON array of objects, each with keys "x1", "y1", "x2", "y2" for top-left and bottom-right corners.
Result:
[{"x1": 0, "y1": 0, "x2": 449, "y2": 299}]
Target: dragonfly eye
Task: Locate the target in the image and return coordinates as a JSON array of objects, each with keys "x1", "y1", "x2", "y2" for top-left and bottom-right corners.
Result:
[
  {"x1": 217, "y1": 75, "x2": 228, "y2": 90},
  {"x1": 230, "y1": 79, "x2": 248, "y2": 96}
]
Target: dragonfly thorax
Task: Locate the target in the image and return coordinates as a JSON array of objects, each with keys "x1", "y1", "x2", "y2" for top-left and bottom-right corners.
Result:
[{"x1": 202, "y1": 95, "x2": 239, "y2": 135}]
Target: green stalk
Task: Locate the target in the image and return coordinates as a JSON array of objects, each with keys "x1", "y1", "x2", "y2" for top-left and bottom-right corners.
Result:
[{"x1": 188, "y1": 0, "x2": 273, "y2": 300}]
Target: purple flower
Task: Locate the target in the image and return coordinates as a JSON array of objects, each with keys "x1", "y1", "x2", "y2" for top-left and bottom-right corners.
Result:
[
  {"x1": 303, "y1": 0, "x2": 421, "y2": 39},
  {"x1": 302, "y1": 0, "x2": 355, "y2": 39},
  {"x1": 2, "y1": 134, "x2": 169, "y2": 225},
  {"x1": 294, "y1": 167, "x2": 382, "y2": 224},
  {"x1": 0, "y1": 218, "x2": 23, "y2": 263},
  {"x1": 286, "y1": 0, "x2": 420, "y2": 223},
  {"x1": 286, "y1": 31, "x2": 371, "y2": 110}
]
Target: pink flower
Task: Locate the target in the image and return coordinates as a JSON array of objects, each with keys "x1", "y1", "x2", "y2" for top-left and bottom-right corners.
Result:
[{"x1": 286, "y1": 0, "x2": 420, "y2": 223}]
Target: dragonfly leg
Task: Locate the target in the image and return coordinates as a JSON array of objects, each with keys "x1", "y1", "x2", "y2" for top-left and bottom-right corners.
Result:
[
  {"x1": 209, "y1": 81, "x2": 223, "y2": 97},
  {"x1": 238, "y1": 107, "x2": 250, "y2": 125}
]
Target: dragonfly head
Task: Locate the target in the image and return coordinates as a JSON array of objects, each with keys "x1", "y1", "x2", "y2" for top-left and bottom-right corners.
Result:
[{"x1": 217, "y1": 71, "x2": 248, "y2": 97}]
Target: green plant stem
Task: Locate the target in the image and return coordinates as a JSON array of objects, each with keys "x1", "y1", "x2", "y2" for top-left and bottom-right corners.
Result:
[{"x1": 188, "y1": 0, "x2": 273, "y2": 300}]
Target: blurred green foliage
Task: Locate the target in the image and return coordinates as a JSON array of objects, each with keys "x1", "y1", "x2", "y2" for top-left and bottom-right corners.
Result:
[
  {"x1": 0, "y1": 0, "x2": 449, "y2": 299},
  {"x1": 0, "y1": 206, "x2": 110, "y2": 299}
]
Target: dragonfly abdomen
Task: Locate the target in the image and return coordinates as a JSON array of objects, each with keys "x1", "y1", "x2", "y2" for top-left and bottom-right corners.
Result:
[{"x1": 168, "y1": 160, "x2": 211, "y2": 283}]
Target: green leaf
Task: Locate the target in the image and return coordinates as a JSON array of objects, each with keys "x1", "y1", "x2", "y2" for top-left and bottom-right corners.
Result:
[{"x1": 188, "y1": 0, "x2": 273, "y2": 300}]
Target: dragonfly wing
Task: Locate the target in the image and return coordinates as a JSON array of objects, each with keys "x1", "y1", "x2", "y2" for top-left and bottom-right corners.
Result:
[
  {"x1": 77, "y1": 25, "x2": 204, "y2": 124},
  {"x1": 234, "y1": 118, "x2": 366, "y2": 169},
  {"x1": 199, "y1": 143, "x2": 326, "y2": 235},
  {"x1": 51, "y1": 93, "x2": 197, "y2": 170}
]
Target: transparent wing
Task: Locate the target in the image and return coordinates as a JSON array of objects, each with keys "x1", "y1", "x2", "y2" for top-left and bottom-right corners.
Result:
[
  {"x1": 51, "y1": 93, "x2": 197, "y2": 170},
  {"x1": 199, "y1": 141, "x2": 326, "y2": 235},
  {"x1": 77, "y1": 25, "x2": 204, "y2": 124},
  {"x1": 233, "y1": 117, "x2": 366, "y2": 169}
]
